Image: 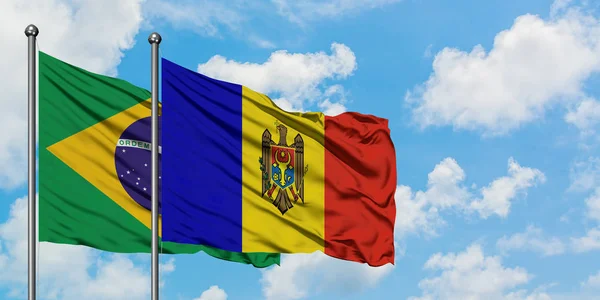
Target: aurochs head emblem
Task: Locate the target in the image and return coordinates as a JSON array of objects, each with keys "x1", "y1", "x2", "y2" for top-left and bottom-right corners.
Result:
[{"x1": 259, "y1": 121, "x2": 308, "y2": 215}]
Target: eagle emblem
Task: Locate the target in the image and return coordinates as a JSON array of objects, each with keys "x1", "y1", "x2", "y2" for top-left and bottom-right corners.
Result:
[{"x1": 259, "y1": 121, "x2": 308, "y2": 215}]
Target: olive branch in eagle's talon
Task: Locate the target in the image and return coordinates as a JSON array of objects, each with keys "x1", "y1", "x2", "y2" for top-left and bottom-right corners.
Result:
[{"x1": 259, "y1": 157, "x2": 272, "y2": 193}]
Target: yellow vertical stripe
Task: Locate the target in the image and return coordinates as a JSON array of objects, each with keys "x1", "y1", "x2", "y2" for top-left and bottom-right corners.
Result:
[{"x1": 241, "y1": 86, "x2": 326, "y2": 253}]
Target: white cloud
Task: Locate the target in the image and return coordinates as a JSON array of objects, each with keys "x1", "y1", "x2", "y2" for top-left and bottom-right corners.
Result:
[
  {"x1": 317, "y1": 85, "x2": 348, "y2": 116},
  {"x1": 318, "y1": 99, "x2": 347, "y2": 116},
  {"x1": 550, "y1": 0, "x2": 574, "y2": 17},
  {"x1": 409, "y1": 244, "x2": 535, "y2": 300},
  {"x1": 272, "y1": 0, "x2": 401, "y2": 25},
  {"x1": 260, "y1": 252, "x2": 394, "y2": 300},
  {"x1": 496, "y1": 225, "x2": 566, "y2": 257},
  {"x1": 143, "y1": 0, "x2": 280, "y2": 49},
  {"x1": 569, "y1": 157, "x2": 600, "y2": 192},
  {"x1": 158, "y1": 257, "x2": 176, "y2": 288},
  {"x1": 198, "y1": 43, "x2": 356, "y2": 112},
  {"x1": 144, "y1": 0, "x2": 395, "y2": 46},
  {"x1": 565, "y1": 98, "x2": 600, "y2": 136},
  {"x1": 394, "y1": 158, "x2": 468, "y2": 238},
  {"x1": 0, "y1": 196, "x2": 173, "y2": 300},
  {"x1": 421, "y1": 157, "x2": 471, "y2": 209},
  {"x1": 143, "y1": 0, "x2": 243, "y2": 37},
  {"x1": 411, "y1": 241, "x2": 600, "y2": 300},
  {"x1": 74, "y1": 255, "x2": 149, "y2": 300},
  {"x1": 469, "y1": 158, "x2": 546, "y2": 219},
  {"x1": 406, "y1": 4, "x2": 600, "y2": 136},
  {"x1": 396, "y1": 157, "x2": 545, "y2": 238},
  {"x1": 194, "y1": 285, "x2": 228, "y2": 300},
  {"x1": 247, "y1": 35, "x2": 277, "y2": 49},
  {"x1": 160, "y1": 257, "x2": 175, "y2": 273},
  {"x1": 571, "y1": 228, "x2": 600, "y2": 253},
  {"x1": 570, "y1": 187, "x2": 600, "y2": 253},
  {"x1": 581, "y1": 270, "x2": 600, "y2": 289},
  {"x1": 534, "y1": 271, "x2": 600, "y2": 299},
  {"x1": 0, "y1": 0, "x2": 145, "y2": 189},
  {"x1": 585, "y1": 188, "x2": 600, "y2": 222},
  {"x1": 424, "y1": 44, "x2": 434, "y2": 58},
  {"x1": 394, "y1": 185, "x2": 445, "y2": 239},
  {"x1": 504, "y1": 289, "x2": 553, "y2": 300}
]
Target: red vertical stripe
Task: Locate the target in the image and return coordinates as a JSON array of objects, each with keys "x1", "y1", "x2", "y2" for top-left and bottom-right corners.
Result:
[{"x1": 324, "y1": 112, "x2": 396, "y2": 266}]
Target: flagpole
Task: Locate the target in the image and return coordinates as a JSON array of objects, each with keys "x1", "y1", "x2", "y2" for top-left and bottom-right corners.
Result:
[
  {"x1": 25, "y1": 24, "x2": 39, "y2": 300},
  {"x1": 148, "y1": 32, "x2": 162, "y2": 300}
]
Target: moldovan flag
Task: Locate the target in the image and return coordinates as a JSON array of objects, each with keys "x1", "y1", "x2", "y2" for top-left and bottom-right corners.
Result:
[
  {"x1": 38, "y1": 51, "x2": 280, "y2": 268},
  {"x1": 161, "y1": 58, "x2": 397, "y2": 266}
]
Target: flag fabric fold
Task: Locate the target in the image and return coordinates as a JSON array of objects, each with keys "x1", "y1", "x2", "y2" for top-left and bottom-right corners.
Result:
[
  {"x1": 38, "y1": 51, "x2": 280, "y2": 268},
  {"x1": 161, "y1": 58, "x2": 397, "y2": 266}
]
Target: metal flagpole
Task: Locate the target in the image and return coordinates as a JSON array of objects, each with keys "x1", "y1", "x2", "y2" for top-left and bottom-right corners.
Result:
[
  {"x1": 148, "y1": 32, "x2": 162, "y2": 300},
  {"x1": 25, "y1": 24, "x2": 39, "y2": 300}
]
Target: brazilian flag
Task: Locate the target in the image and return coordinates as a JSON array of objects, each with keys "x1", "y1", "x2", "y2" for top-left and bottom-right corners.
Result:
[{"x1": 38, "y1": 51, "x2": 280, "y2": 267}]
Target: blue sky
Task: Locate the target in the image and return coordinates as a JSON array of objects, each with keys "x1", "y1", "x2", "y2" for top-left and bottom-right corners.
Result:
[{"x1": 1, "y1": 0, "x2": 600, "y2": 299}]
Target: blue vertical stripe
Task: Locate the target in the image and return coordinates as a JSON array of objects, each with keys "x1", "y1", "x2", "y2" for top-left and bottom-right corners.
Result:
[{"x1": 161, "y1": 58, "x2": 243, "y2": 252}]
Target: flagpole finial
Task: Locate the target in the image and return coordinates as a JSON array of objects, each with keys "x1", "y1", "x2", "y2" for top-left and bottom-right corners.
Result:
[
  {"x1": 148, "y1": 32, "x2": 162, "y2": 44},
  {"x1": 24, "y1": 24, "x2": 39, "y2": 37}
]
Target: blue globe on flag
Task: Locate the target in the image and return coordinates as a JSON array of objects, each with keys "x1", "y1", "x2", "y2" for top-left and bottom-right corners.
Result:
[{"x1": 114, "y1": 116, "x2": 161, "y2": 214}]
